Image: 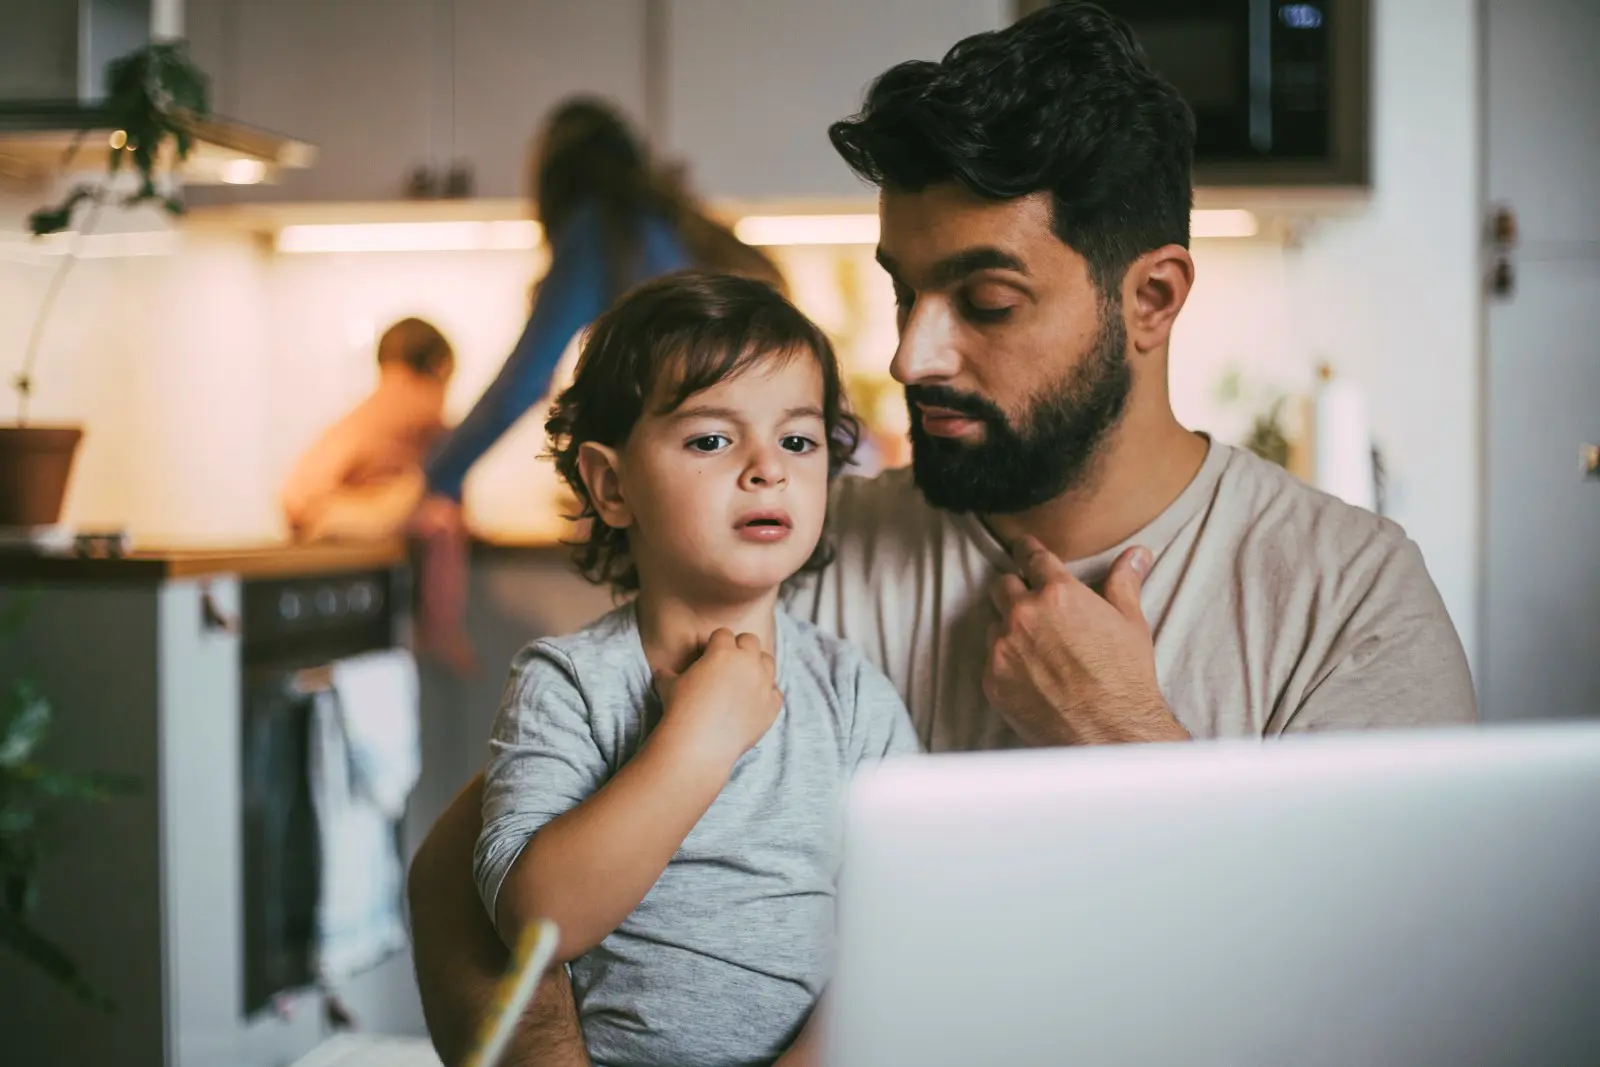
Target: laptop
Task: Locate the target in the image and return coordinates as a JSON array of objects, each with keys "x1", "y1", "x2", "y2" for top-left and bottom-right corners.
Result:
[{"x1": 828, "y1": 724, "x2": 1600, "y2": 1067}]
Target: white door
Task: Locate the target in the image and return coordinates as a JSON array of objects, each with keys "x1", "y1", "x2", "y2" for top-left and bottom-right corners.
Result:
[{"x1": 1482, "y1": 0, "x2": 1600, "y2": 720}]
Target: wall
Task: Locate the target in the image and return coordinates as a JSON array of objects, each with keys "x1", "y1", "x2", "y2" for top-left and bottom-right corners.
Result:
[
  {"x1": 1170, "y1": 0, "x2": 1483, "y2": 670},
  {"x1": 0, "y1": 189, "x2": 277, "y2": 543}
]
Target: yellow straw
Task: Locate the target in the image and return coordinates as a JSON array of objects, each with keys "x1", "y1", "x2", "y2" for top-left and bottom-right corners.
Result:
[{"x1": 460, "y1": 919, "x2": 563, "y2": 1067}]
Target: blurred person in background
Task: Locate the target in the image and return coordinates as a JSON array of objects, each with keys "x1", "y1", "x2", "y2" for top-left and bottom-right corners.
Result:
[
  {"x1": 412, "y1": 96, "x2": 785, "y2": 539},
  {"x1": 281, "y1": 317, "x2": 474, "y2": 672}
]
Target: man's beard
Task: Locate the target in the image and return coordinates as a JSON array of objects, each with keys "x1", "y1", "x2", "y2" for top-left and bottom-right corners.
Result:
[{"x1": 905, "y1": 315, "x2": 1132, "y2": 515}]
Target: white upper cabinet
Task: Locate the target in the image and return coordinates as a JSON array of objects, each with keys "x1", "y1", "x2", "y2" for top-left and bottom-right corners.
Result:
[
  {"x1": 183, "y1": 0, "x2": 1010, "y2": 205},
  {"x1": 661, "y1": 0, "x2": 1008, "y2": 203},
  {"x1": 196, "y1": 0, "x2": 439, "y2": 203},
  {"x1": 450, "y1": 0, "x2": 649, "y2": 200}
]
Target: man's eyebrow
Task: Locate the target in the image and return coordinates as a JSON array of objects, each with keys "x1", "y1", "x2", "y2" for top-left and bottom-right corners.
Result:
[
  {"x1": 929, "y1": 247, "x2": 1029, "y2": 285},
  {"x1": 875, "y1": 246, "x2": 1029, "y2": 286}
]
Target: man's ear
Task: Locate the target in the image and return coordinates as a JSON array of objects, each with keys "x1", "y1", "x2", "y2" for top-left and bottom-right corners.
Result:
[
  {"x1": 1121, "y1": 244, "x2": 1195, "y2": 356},
  {"x1": 577, "y1": 442, "x2": 631, "y2": 529}
]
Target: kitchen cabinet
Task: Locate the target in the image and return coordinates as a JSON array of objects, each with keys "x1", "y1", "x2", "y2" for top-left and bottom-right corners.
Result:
[
  {"x1": 0, "y1": 0, "x2": 80, "y2": 99},
  {"x1": 186, "y1": 0, "x2": 1012, "y2": 207},
  {"x1": 190, "y1": 0, "x2": 439, "y2": 204},
  {"x1": 451, "y1": 0, "x2": 649, "y2": 199},
  {"x1": 0, "y1": 546, "x2": 422, "y2": 1067},
  {"x1": 661, "y1": 0, "x2": 1010, "y2": 203},
  {"x1": 186, "y1": 0, "x2": 648, "y2": 205}
]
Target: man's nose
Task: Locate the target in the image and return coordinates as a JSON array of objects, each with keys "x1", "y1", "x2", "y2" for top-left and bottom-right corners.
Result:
[{"x1": 890, "y1": 299, "x2": 963, "y2": 385}]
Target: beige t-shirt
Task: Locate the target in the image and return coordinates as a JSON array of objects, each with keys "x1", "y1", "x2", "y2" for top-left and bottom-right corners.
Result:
[{"x1": 790, "y1": 438, "x2": 1477, "y2": 752}]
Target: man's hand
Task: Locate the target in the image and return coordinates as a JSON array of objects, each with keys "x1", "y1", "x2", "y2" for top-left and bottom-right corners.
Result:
[
  {"x1": 984, "y1": 536, "x2": 1189, "y2": 746},
  {"x1": 653, "y1": 630, "x2": 782, "y2": 764}
]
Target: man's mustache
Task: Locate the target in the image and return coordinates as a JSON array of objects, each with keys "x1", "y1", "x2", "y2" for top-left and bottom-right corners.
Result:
[{"x1": 904, "y1": 384, "x2": 1005, "y2": 424}]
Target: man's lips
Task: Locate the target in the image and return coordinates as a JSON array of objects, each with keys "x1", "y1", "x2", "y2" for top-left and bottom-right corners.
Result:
[{"x1": 916, "y1": 404, "x2": 984, "y2": 438}]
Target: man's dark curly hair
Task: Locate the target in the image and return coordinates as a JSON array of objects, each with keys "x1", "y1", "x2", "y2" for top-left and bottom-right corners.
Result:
[
  {"x1": 828, "y1": 1, "x2": 1195, "y2": 296},
  {"x1": 545, "y1": 270, "x2": 860, "y2": 593}
]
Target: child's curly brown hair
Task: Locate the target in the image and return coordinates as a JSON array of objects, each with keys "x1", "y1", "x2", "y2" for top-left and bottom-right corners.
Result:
[{"x1": 545, "y1": 270, "x2": 860, "y2": 592}]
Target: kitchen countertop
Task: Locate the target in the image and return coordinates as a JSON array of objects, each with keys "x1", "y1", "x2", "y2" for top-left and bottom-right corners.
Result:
[{"x1": 0, "y1": 539, "x2": 408, "y2": 584}]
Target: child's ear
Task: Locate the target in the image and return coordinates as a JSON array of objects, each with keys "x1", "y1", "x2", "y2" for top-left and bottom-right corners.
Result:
[{"x1": 577, "y1": 442, "x2": 631, "y2": 529}]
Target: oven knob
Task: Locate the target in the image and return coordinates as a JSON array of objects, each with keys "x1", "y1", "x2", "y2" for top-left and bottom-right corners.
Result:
[
  {"x1": 347, "y1": 581, "x2": 375, "y2": 614},
  {"x1": 314, "y1": 587, "x2": 343, "y2": 617},
  {"x1": 278, "y1": 591, "x2": 303, "y2": 622}
]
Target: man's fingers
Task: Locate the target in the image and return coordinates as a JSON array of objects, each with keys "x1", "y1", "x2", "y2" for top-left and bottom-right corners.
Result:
[
  {"x1": 706, "y1": 628, "x2": 738, "y2": 651},
  {"x1": 990, "y1": 573, "x2": 1030, "y2": 616},
  {"x1": 1102, "y1": 545, "x2": 1153, "y2": 627},
  {"x1": 734, "y1": 631, "x2": 763, "y2": 653},
  {"x1": 1012, "y1": 536, "x2": 1075, "y2": 590}
]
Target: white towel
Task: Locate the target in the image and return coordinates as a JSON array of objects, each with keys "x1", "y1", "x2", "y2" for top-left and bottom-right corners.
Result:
[{"x1": 308, "y1": 649, "x2": 422, "y2": 982}]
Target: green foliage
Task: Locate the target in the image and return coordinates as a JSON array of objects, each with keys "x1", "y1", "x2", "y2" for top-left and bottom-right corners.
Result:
[
  {"x1": 1243, "y1": 396, "x2": 1292, "y2": 469},
  {"x1": 0, "y1": 596, "x2": 132, "y2": 1009},
  {"x1": 28, "y1": 41, "x2": 210, "y2": 236},
  {"x1": 1213, "y1": 366, "x2": 1293, "y2": 469}
]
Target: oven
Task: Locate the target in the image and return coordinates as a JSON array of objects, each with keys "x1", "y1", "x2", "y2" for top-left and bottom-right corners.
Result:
[{"x1": 237, "y1": 568, "x2": 403, "y2": 1015}]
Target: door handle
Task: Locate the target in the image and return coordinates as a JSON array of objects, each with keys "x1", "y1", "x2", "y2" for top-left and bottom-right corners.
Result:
[{"x1": 201, "y1": 585, "x2": 240, "y2": 634}]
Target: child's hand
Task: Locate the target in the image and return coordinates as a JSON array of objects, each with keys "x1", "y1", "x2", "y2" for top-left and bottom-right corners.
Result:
[{"x1": 653, "y1": 629, "x2": 781, "y2": 763}]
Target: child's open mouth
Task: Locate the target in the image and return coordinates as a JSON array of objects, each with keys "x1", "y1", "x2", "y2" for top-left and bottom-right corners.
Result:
[{"x1": 734, "y1": 510, "x2": 794, "y2": 543}]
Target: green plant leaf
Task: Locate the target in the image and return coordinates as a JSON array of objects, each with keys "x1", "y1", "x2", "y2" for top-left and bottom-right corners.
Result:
[
  {"x1": 3, "y1": 864, "x2": 39, "y2": 916},
  {"x1": 0, "y1": 910, "x2": 114, "y2": 1011},
  {"x1": 0, "y1": 591, "x2": 38, "y2": 637},
  {"x1": 27, "y1": 185, "x2": 102, "y2": 236},
  {"x1": 26, "y1": 206, "x2": 73, "y2": 237},
  {"x1": 0, "y1": 804, "x2": 36, "y2": 837},
  {"x1": 27, "y1": 768, "x2": 135, "y2": 801},
  {"x1": 0, "y1": 691, "x2": 50, "y2": 768},
  {"x1": 30, "y1": 39, "x2": 213, "y2": 241}
]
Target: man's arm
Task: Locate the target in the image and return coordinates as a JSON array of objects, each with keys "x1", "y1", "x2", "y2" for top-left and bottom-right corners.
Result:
[
  {"x1": 408, "y1": 776, "x2": 590, "y2": 1067},
  {"x1": 1280, "y1": 538, "x2": 1478, "y2": 732}
]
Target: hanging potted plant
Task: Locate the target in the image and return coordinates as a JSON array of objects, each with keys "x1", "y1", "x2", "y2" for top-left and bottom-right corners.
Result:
[{"x1": 3, "y1": 41, "x2": 209, "y2": 529}]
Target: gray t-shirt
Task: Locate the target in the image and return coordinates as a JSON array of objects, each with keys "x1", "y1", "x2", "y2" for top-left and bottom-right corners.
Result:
[{"x1": 474, "y1": 602, "x2": 919, "y2": 1067}]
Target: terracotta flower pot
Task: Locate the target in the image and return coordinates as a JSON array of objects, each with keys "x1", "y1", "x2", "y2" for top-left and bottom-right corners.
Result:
[{"x1": 0, "y1": 426, "x2": 84, "y2": 527}]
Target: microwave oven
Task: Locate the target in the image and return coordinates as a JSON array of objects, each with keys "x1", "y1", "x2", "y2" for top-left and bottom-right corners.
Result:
[{"x1": 1017, "y1": 1, "x2": 1370, "y2": 186}]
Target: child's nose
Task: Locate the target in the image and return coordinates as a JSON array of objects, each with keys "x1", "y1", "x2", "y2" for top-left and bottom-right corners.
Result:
[{"x1": 741, "y1": 447, "x2": 788, "y2": 490}]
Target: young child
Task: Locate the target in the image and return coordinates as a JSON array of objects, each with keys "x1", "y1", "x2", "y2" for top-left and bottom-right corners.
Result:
[
  {"x1": 280, "y1": 317, "x2": 475, "y2": 673},
  {"x1": 472, "y1": 272, "x2": 920, "y2": 1067}
]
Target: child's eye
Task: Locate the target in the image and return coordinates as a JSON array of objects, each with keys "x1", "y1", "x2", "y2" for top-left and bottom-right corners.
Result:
[
  {"x1": 780, "y1": 435, "x2": 818, "y2": 454},
  {"x1": 687, "y1": 434, "x2": 730, "y2": 454}
]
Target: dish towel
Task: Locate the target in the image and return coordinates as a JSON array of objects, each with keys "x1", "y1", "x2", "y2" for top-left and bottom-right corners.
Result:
[{"x1": 308, "y1": 648, "x2": 422, "y2": 983}]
